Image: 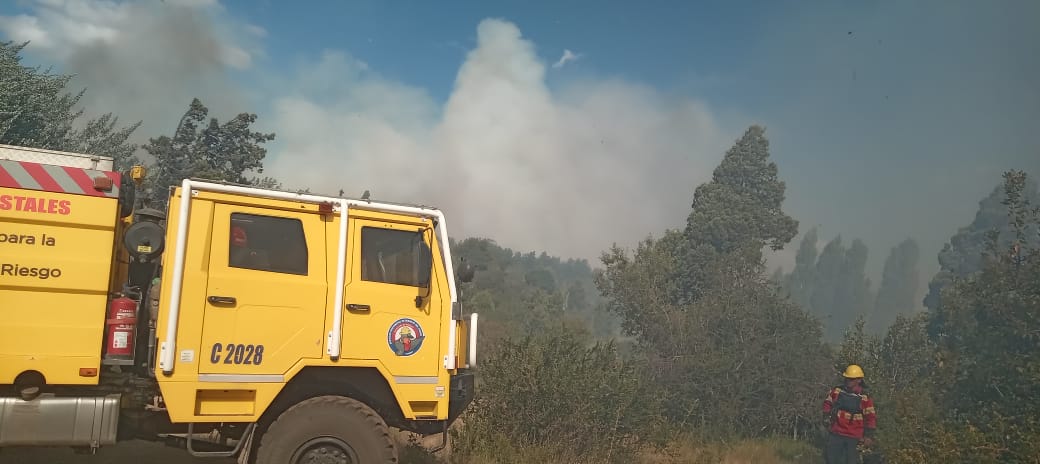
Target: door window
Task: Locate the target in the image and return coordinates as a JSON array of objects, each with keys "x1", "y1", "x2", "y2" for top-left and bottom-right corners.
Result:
[
  {"x1": 229, "y1": 213, "x2": 308, "y2": 275},
  {"x1": 360, "y1": 226, "x2": 432, "y2": 287}
]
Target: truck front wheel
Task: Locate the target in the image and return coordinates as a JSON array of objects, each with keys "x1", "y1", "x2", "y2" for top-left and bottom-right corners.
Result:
[{"x1": 255, "y1": 395, "x2": 398, "y2": 464}]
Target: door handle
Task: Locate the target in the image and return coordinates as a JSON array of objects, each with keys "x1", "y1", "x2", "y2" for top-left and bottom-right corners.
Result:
[
  {"x1": 208, "y1": 296, "x2": 237, "y2": 305},
  {"x1": 347, "y1": 303, "x2": 370, "y2": 311}
]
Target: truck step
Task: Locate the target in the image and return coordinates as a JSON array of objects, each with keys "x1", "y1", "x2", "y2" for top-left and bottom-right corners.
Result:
[{"x1": 158, "y1": 423, "x2": 255, "y2": 458}]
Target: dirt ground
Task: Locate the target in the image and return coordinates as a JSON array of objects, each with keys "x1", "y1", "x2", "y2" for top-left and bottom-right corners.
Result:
[
  {"x1": 1, "y1": 431, "x2": 443, "y2": 464},
  {"x1": 0, "y1": 440, "x2": 234, "y2": 464}
]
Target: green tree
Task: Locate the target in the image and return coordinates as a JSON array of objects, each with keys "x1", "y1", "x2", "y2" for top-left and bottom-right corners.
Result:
[
  {"x1": 597, "y1": 126, "x2": 830, "y2": 440},
  {"x1": 143, "y1": 98, "x2": 276, "y2": 206},
  {"x1": 0, "y1": 41, "x2": 140, "y2": 167},
  {"x1": 865, "y1": 171, "x2": 1040, "y2": 463},
  {"x1": 524, "y1": 268, "x2": 557, "y2": 294},
  {"x1": 836, "y1": 238, "x2": 873, "y2": 337},
  {"x1": 833, "y1": 316, "x2": 881, "y2": 386},
  {"x1": 597, "y1": 230, "x2": 685, "y2": 345},
  {"x1": 923, "y1": 176, "x2": 1040, "y2": 315},
  {"x1": 676, "y1": 125, "x2": 799, "y2": 305},
  {"x1": 451, "y1": 237, "x2": 617, "y2": 348},
  {"x1": 563, "y1": 280, "x2": 588, "y2": 313},
  {"x1": 783, "y1": 227, "x2": 819, "y2": 310},
  {"x1": 809, "y1": 236, "x2": 845, "y2": 335},
  {"x1": 877, "y1": 313, "x2": 935, "y2": 393},
  {"x1": 870, "y1": 238, "x2": 920, "y2": 334},
  {"x1": 806, "y1": 236, "x2": 874, "y2": 342},
  {"x1": 659, "y1": 262, "x2": 832, "y2": 439},
  {"x1": 929, "y1": 170, "x2": 1040, "y2": 462}
]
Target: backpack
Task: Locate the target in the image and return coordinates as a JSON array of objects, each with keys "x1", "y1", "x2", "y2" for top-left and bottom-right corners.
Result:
[{"x1": 835, "y1": 386, "x2": 865, "y2": 414}]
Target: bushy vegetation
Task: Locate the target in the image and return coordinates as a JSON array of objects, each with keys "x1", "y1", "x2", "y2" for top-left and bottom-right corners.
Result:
[
  {"x1": 442, "y1": 132, "x2": 1039, "y2": 463},
  {"x1": 450, "y1": 324, "x2": 663, "y2": 463},
  {"x1": 446, "y1": 126, "x2": 838, "y2": 463}
]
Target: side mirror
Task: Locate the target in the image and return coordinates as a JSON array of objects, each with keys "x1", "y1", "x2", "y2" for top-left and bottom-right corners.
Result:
[
  {"x1": 457, "y1": 258, "x2": 475, "y2": 283},
  {"x1": 416, "y1": 240, "x2": 433, "y2": 288},
  {"x1": 414, "y1": 236, "x2": 433, "y2": 309},
  {"x1": 411, "y1": 228, "x2": 432, "y2": 287}
]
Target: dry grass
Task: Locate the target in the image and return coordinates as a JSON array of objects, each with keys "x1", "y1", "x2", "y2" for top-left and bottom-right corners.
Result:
[
  {"x1": 640, "y1": 437, "x2": 819, "y2": 464},
  {"x1": 636, "y1": 436, "x2": 820, "y2": 464},
  {"x1": 0, "y1": 427, "x2": 817, "y2": 464},
  {"x1": 394, "y1": 428, "x2": 456, "y2": 464},
  {"x1": 396, "y1": 431, "x2": 820, "y2": 464}
]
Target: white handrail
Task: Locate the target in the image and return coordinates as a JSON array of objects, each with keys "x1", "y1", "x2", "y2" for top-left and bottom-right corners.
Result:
[{"x1": 158, "y1": 179, "x2": 458, "y2": 374}]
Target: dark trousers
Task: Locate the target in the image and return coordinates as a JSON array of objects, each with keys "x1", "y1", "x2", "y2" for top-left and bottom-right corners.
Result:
[{"x1": 825, "y1": 434, "x2": 859, "y2": 464}]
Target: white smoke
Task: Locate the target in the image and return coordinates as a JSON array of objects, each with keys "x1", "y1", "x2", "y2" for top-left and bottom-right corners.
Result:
[
  {"x1": 266, "y1": 19, "x2": 739, "y2": 262},
  {"x1": 1, "y1": 3, "x2": 748, "y2": 263},
  {"x1": 0, "y1": 0, "x2": 263, "y2": 139}
]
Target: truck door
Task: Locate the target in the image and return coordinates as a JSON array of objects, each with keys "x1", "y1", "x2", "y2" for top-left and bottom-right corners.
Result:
[
  {"x1": 198, "y1": 203, "x2": 327, "y2": 377},
  {"x1": 342, "y1": 218, "x2": 441, "y2": 381}
]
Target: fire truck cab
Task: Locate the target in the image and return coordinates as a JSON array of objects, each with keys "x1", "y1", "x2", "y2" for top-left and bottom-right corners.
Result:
[{"x1": 0, "y1": 143, "x2": 478, "y2": 463}]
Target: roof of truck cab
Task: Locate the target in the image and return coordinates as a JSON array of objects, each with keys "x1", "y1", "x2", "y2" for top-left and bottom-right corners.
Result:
[{"x1": 178, "y1": 177, "x2": 444, "y2": 214}]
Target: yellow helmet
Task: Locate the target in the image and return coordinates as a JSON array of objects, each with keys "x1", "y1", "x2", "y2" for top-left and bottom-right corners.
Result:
[{"x1": 843, "y1": 364, "x2": 865, "y2": 379}]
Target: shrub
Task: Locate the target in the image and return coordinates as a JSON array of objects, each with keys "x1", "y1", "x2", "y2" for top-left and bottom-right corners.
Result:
[{"x1": 451, "y1": 323, "x2": 666, "y2": 464}]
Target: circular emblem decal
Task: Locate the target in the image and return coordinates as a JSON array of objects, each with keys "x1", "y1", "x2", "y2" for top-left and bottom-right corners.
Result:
[{"x1": 387, "y1": 318, "x2": 425, "y2": 357}]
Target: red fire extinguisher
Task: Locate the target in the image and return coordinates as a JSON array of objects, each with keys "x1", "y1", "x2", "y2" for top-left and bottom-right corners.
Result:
[{"x1": 104, "y1": 295, "x2": 138, "y2": 362}]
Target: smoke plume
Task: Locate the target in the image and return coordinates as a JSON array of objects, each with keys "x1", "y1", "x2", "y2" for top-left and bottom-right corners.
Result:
[{"x1": 266, "y1": 19, "x2": 738, "y2": 262}]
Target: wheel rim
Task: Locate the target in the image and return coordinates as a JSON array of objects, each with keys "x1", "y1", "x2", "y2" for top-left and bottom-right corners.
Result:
[{"x1": 290, "y1": 436, "x2": 360, "y2": 464}]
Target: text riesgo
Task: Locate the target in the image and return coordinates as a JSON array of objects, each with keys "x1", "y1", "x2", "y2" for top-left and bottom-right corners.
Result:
[{"x1": 0, "y1": 263, "x2": 62, "y2": 279}]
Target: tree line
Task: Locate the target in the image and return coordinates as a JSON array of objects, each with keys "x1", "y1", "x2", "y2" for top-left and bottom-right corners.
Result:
[
  {"x1": 5, "y1": 40, "x2": 1038, "y2": 463},
  {"x1": 449, "y1": 125, "x2": 1039, "y2": 463},
  {"x1": 1, "y1": 41, "x2": 280, "y2": 208},
  {"x1": 776, "y1": 229, "x2": 919, "y2": 342}
]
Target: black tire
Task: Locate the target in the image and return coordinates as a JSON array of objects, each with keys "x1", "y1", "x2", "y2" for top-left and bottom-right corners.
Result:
[{"x1": 254, "y1": 395, "x2": 398, "y2": 464}]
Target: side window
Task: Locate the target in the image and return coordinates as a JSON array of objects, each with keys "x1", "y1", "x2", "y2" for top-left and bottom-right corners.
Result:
[
  {"x1": 360, "y1": 226, "x2": 432, "y2": 287},
  {"x1": 228, "y1": 213, "x2": 308, "y2": 275}
]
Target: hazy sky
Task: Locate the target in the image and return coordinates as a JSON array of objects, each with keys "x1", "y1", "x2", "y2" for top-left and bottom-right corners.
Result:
[{"x1": 2, "y1": 0, "x2": 1037, "y2": 302}]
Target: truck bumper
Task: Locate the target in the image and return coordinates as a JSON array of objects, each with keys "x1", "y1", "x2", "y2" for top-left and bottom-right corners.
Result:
[
  {"x1": 447, "y1": 371, "x2": 475, "y2": 426},
  {"x1": 397, "y1": 371, "x2": 475, "y2": 436}
]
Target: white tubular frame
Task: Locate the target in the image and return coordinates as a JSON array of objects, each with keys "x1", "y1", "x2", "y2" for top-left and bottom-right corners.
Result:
[
  {"x1": 158, "y1": 179, "x2": 462, "y2": 374},
  {"x1": 467, "y1": 313, "x2": 479, "y2": 368}
]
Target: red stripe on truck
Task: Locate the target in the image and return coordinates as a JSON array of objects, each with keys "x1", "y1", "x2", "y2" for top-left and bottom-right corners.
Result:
[
  {"x1": 19, "y1": 161, "x2": 63, "y2": 192},
  {"x1": 62, "y1": 165, "x2": 103, "y2": 197},
  {"x1": 0, "y1": 163, "x2": 18, "y2": 188},
  {"x1": 0, "y1": 159, "x2": 120, "y2": 198},
  {"x1": 104, "y1": 170, "x2": 122, "y2": 190},
  {"x1": 105, "y1": 170, "x2": 122, "y2": 184}
]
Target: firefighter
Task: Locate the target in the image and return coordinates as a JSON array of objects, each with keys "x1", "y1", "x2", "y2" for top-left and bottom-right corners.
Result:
[
  {"x1": 822, "y1": 364, "x2": 877, "y2": 464},
  {"x1": 229, "y1": 225, "x2": 251, "y2": 267},
  {"x1": 229, "y1": 224, "x2": 269, "y2": 268}
]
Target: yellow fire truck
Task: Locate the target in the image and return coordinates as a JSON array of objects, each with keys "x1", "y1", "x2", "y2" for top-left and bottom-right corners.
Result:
[{"x1": 0, "y1": 143, "x2": 479, "y2": 463}]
